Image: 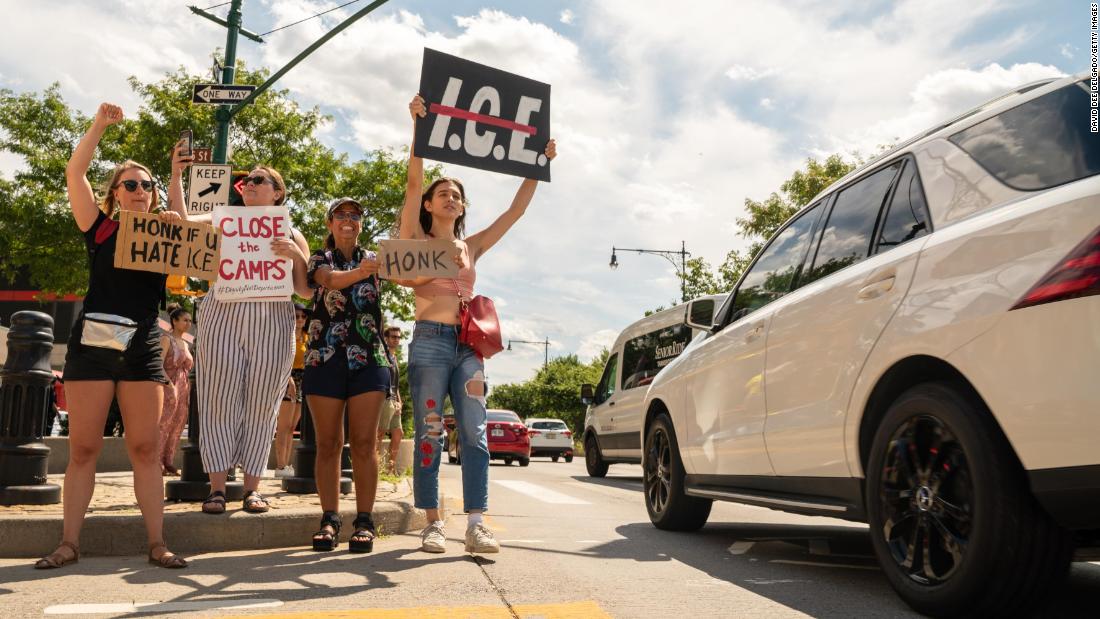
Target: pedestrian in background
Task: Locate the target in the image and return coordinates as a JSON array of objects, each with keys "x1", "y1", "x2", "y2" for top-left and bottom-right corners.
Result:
[
  {"x1": 275, "y1": 303, "x2": 309, "y2": 477},
  {"x1": 157, "y1": 303, "x2": 193, "y2": 476},
  {"x1": 378, "y1": 326, "x2": 405, "y2": 475},
  {"x1": 36, "y1": 103, "x2": 188, "y2": 569}
]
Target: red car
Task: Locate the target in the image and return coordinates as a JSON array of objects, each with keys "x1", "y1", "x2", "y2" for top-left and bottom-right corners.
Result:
[{"x1": 448, "y1": 409, "x2": 531, "y2": 466}]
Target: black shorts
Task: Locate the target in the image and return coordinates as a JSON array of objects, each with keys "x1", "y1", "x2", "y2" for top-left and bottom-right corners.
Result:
[
  {"x1": 63, "y1": 317, "x2": 168, "y2": 384},
  {"x1": 303, "y1": 352, "x2": 390, "y2": 400},
  {"x1": 283, "y1": 368, "x2": 304, "y2": 402}
]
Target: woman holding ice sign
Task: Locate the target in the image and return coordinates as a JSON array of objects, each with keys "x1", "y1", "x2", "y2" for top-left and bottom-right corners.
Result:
[
  {"x1": 36, "y1": 103, "x2": 188, "y2": 569},
  {"x1": 195, "y1": 165, "x2": 313, "y2": 516},
  {"x1": 399, "y1": 94, "x2": 556, "y2": 555}
]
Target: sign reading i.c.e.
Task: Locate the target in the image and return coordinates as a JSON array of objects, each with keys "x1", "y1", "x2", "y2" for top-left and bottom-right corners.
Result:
[
  {"x1": 188, "y1": 164, "x2": 232, "y2": 214},
  {"x1": 210, "y1": 205, "x2": 294, "y2": 302},
  {"x1": 413, "y1": 48, "x2": 551, "y2": 182}
]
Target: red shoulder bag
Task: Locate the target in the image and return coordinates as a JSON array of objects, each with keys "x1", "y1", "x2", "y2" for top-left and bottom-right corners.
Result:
[{"x1": 450, "y1": 280, "x2": 503, "y2": 359}]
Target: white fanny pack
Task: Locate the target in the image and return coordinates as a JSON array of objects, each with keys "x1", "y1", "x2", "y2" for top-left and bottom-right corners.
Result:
[{"x1": 81, "y1": 313, "x2": 139, "y2": 352}]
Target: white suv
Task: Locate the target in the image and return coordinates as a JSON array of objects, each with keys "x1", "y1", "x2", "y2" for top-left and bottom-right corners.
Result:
[{"x1": 640, "y1": 73, "x2": 1100, "y2": 617}]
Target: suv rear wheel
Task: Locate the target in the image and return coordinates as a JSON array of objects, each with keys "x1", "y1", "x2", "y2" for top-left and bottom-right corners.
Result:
[
  {"x1": 866, "y1": 382, "x2": 1073, "y2": 616},
  {"x1": 644, "y1": 414, "x2": 712, "y2": 531},
  {"x1": 585, "y1": 435, "x2": 609, "y2": 478}
]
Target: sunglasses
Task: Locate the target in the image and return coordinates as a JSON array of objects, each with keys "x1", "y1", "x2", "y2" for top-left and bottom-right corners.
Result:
[
  {"x1": 243, "y1": 175, "x2": 275, "y2": 187},
  {"x1": 115, "y1": 180, "x2": 156, "y2": 192},
  {"x1": 295, "y1": 313, "x2": 307, "y2": 319},
  {"x1": 331, "y1": 212, "x2": 362, "y2": 222}
]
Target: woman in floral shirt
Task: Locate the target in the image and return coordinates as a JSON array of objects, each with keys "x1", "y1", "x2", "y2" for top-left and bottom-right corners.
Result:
[{"x1": 303, "y1": 197, "x2": 390, "y2": 554}]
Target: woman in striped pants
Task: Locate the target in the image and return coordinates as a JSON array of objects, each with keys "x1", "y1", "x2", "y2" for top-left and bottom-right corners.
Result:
[{"x1": 196, "y1": 166, "x2": 313, "y2": 514}]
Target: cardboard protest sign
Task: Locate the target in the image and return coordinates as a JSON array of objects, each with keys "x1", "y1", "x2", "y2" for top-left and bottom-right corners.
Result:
[
  {"x1": 113, "y1": 211, "x2": 220, "y2": 281},
  {"x1": 379, "y1": 239, "x2": 460, "y2": 280},
  {"x1": 187, "y1": 164, "x2": 232, "y2": 214},
  {"x1": 210, "y1": 206, "x2": 294, "y2": 301},
  {"x1": 414, "y1": 48, "x2": 551, "y2": 181}
]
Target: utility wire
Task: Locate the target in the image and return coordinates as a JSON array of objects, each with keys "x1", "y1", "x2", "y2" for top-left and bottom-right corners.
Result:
[
  {"x1": 197, "y1": 1, "x2": 231, "y2": 10},
  {"x1": 258, "y1": 0, "x2": 365, "y2": 37}
]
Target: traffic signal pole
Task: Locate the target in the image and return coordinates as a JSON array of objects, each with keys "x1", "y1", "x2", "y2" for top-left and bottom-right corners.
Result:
[{"x1": 189, "y1": 0, "x2": 391, "y2": 165}]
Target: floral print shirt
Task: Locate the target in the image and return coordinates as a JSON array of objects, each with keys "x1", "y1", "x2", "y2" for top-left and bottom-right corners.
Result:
[{"x1": 305, "y1": 246, "x2": 390, "y2": 370}]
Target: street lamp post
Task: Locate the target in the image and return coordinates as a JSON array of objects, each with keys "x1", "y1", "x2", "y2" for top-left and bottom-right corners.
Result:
[
  {"x1": 507, "y1": 338, "x2": 550, "y2": 368},
  {"x1": 610, "y1": 240, "x2": 691, "y2": 303}
]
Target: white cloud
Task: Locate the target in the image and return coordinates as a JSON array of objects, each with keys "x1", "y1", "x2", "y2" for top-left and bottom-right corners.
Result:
[
  {"x1": 560, "y1": 9, "x2": 575, "y2": 25},
  {"x1": 759, "y1": 97, "x2": 775, "y2": 110},
  {"x1": 725, "y1": 65, "x2": 774, "y2": 81},
  {"x1": 1059, "y1": 43, "x2": 1074, "y2": 59},
  {"x1": 577, "y1": 329, "x2": 618, "y2": 361}
]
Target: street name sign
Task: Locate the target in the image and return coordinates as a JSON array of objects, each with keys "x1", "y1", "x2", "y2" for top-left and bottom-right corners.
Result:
[
  {"x1": 188, "y1": 164, "x2": 232, "y2": 215},
  {"x1": 192, "y1": 147, "x2": 212, "y2": 163},
  {"x1": 191, "y1": 83, "x2": 256, "y2": 105}
]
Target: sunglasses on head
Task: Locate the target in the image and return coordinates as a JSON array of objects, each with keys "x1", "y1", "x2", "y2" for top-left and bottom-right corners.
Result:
[
  {"x1": 243, "y1": 175, "x2": 274, "y2": 187},
  {"x1": 331, "y1": 212, "x2": 362, "y2": 222},
  {"x1": 115, "y1": 180, "x2": 155, "y2": 192}
]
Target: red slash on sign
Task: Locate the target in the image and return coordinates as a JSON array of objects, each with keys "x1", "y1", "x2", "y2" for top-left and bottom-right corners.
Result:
[{"x1": 429, "y1": 103, "x2": 537, "y2": 136}]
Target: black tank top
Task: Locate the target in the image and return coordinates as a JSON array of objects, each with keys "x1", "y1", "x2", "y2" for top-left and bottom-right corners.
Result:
[{"x1": 81, "y1": 211, "x2": 166, "y2": 322}]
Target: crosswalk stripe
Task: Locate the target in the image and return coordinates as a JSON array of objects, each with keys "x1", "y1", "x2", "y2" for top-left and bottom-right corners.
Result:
[
  {"x1": 45, "y1": 599, "x2": 283, "y2": 614},
  {"x1": 493, "y1": 480, "x2": 590, "y2": 504},
  {"x1": 245, "y1": 600, "x2": 611, "y2": 618}
]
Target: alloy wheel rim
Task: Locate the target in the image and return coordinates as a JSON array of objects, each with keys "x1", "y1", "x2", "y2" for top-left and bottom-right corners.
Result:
[
  {"x1": 644, "y1": 428, "x2": 672, "y2": 514},
  {"x1": 878, "y1": 414, "x2": 973, "y2": 586}
]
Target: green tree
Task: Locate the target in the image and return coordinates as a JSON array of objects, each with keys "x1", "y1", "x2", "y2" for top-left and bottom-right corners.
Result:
[
  {"x1": 0, "y1": 61, "x2": 439, "y2": 320},
  {"x1": 487, "y1": 352, "x2": 606, "y2": 433}
]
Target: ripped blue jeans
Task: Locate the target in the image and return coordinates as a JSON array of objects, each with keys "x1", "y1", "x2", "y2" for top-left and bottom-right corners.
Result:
[{"x1": 408, "y1": 320, "x2": 488, "y2": 512}]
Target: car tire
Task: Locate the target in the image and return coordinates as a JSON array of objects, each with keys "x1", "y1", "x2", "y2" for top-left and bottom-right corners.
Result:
[
  {"x1": 504, "y1": 457, "x2": 513, "y2": 466},
  {"x1": 564, "y1": 454, "x2": 573, "y2": 463},
  {"x1": 453, "y1": 443, "x2": 461, "y2": 466},
  {"x1": 519, "y1": 457, "x2": 530, "y2": 467},
  {"x1": 585, "y1": 435, "x2": 609, "y2": 478},
  {"x1": 644, "y1": 413, "x2": 712, "y2": 531},
  {"x1": 866, "y1": 381, "x2": 1073, "y2": 617},
  {"x1": 551, "y1": 455, "x2": 560, "y2": 462}
]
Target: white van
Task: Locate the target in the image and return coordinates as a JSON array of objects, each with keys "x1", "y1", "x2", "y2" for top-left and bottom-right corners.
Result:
[{"x1": 580, "y1": 294, "x2": 725, "y2": 477}]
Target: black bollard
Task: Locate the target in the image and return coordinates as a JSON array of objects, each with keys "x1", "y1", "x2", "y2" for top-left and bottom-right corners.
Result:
[
  {"x1": 0, "y1": 311, "x2": 61, "y2": 505},
  {"x1": 165, "y1": 324, "x2": 243, "y2": 501},
  {"x1": 283, "y1": 394, "x2": 350, "y2": 494}
]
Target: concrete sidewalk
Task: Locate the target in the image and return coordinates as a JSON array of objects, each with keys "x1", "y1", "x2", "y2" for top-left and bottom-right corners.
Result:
[{"x1": 0, "y1": 472, "x2": 435, "y2": 558}]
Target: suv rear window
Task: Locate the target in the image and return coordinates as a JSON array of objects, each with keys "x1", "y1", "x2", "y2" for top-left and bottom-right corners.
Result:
[
  {"x1": 531, "y1": 421, "x2": 567, "y2": 430},
  {"x1": 949, "y1": 80, "x2": 1100, "y2": 190},
  {"x1": 621, "y1": 323, "x2": 692, "y2": 390}
]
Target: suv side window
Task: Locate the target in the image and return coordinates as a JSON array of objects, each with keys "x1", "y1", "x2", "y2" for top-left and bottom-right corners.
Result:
[
  {"x1": 727, "y1": 202, "x2": 823, "y2": 324},
  {"x1": 949, "y1": 80, "x2": 1100, "y2": 190},
  {"x1": 621, "y1": 323, "x2": 691, "y2": 390},
  {"x1": 802, "y1": 161, "x2": 902, "y2": 286},
  {"x1": 875, "y1": 158, "x2": 931, "y2": 254},
  {"x1": 594, "y1": 353, "x2": 618, "y2": 404}
]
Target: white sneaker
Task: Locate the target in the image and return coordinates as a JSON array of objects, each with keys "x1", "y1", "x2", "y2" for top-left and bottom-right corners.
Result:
[
  {"x1": 464, "y1": 523, "x2": 500, "y2": 554},
  {"x1": 420, "y1": 521, "x2": 447, "y2": 553},
  {"x1": 274, "y1": 466, "x2": 294, "y2": 478}
]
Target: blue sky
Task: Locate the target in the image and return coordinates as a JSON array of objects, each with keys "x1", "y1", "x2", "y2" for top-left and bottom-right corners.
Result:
[{"x1": 0, "y1": 0, "x2": 1087, "y2": 384}]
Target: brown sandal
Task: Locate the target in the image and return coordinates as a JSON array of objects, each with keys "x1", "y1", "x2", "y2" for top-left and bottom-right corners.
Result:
[
  {"x1": 242, "y1": 490, "x2": 270, "y2": 513},
  {"x1": 201, "y1": 491, "x2": 226, "y2": 514},
  {"x1": 148, "y1": 542, "x2": 188, "y2": 569},
  {"x1": 34, "y1": 541, "x2": 79, "y2": 569}
]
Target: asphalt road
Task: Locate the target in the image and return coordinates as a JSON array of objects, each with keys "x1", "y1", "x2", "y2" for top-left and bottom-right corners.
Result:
[{"x1": 1, "y1": 458, "x2": 1097, "y2": 618}]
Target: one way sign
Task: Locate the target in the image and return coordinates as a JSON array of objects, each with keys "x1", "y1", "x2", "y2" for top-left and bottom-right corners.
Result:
[
  {"x1": 188, "y1": 164, "x2": 232, "y2": 214},
  {"x1": 191, "y1": 83, "x2": 256, "y2": 105}
]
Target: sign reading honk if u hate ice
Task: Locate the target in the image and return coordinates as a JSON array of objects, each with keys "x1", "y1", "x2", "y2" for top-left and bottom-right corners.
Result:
[{"x1": 378, "y1": 239, "x2": 461, "y2": 280}]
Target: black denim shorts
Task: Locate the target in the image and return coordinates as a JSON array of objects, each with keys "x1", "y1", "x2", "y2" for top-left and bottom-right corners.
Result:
[
  {"x1": 63, "y1": 317, "x2": 168, "y2": 384},
  {"x1": 303, "y1": 351, "x2": 390, "y2": 400}
]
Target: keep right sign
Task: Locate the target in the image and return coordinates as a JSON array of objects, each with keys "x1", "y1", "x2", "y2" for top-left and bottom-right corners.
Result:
[{"x1": 188, "y1": 164, "x2": 232, "y2": 215}]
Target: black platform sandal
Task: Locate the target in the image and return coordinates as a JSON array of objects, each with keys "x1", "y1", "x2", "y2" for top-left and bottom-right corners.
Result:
[
  {"x1": 349, "y1": 512, "x2": 377, "y2": 554},
  {"x1": 312, "y1": 511, "x2": 341, "y2": 551}
]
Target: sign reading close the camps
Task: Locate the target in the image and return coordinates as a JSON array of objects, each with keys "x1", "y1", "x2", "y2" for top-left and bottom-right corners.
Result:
[
  {"x1": 210, "y1": 205, "x2": 294, "y2": 301},
  {"x1": 414, "y1": 48, "x2": 551, "y2": 182},
  {"x1": 187, "y1": 164, "x2": 232, "y2": 214},
  {"x1": 379, "y1": 239, "x2": 461, "y2": 280},
  {"x1": 113, "y1": 211, "x2": 220, "y2": 281}
]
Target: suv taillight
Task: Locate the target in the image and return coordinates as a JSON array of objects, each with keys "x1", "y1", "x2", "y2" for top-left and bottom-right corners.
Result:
[
  {"x1": 563, "y1": 430, "x2": 572, "y2": 437},
  {"x1": 1011, "y1": 226, "x2": 1100, "y2": 310}
]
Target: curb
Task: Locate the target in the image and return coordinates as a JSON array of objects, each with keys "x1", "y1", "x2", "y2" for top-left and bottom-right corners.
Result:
[{"x1": 0, "y1": 491, "x2": 442, "y2": 559}]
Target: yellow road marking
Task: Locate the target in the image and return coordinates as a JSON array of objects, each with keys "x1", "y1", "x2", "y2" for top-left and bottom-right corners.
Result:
[{"x1": 248, "y1": 600, "x2": 610, "y2": 618}]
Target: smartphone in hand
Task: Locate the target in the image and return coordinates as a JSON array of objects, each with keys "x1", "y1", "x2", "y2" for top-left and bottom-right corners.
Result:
[{"x1": 179, "y1": 129, "x2": 193, "y2": 158}]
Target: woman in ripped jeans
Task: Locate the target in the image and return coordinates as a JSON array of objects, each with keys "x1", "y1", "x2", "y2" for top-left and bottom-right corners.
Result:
[{"x1": 395, "y1": 94, "x2": 556, "y2": 554}]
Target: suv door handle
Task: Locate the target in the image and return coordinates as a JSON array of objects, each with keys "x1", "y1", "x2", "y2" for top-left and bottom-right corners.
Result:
[
  {"x1": 858, "y1": 275, "x2": 896, "y2": 300},
  {"x1": 745, "y1": 322, "x2": 765, "y2": 343},
  {"x1": 608, "y1": 401, "x2": 616, "y2": 406}
]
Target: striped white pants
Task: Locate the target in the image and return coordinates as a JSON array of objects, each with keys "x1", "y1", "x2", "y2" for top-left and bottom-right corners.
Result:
[{"x1": 196, "y1": 295, "x2": 295, "y2": 477}]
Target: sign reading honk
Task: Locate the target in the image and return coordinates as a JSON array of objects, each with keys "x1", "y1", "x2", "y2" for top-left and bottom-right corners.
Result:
[{"x1": 378, "y1": 239, "x2": 461, "y2": 280}]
